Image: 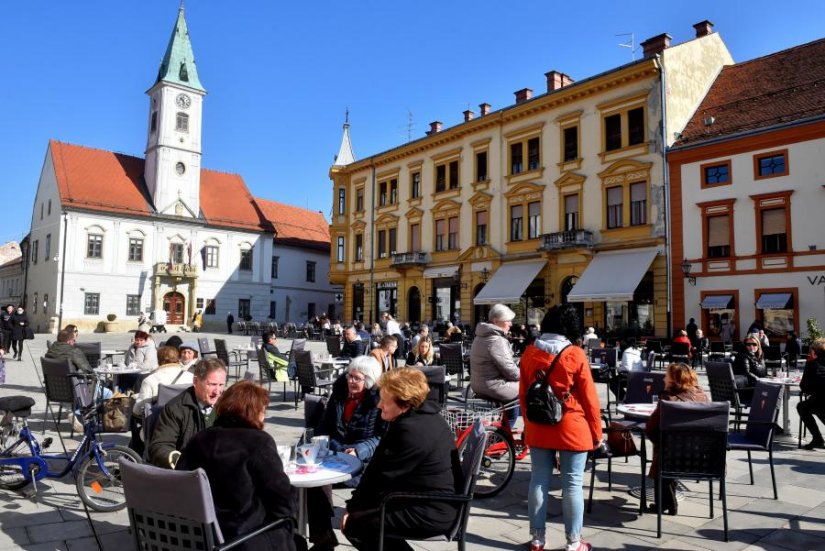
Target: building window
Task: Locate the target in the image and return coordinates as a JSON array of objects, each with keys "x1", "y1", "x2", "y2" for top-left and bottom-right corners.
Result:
[
  {"x1": 126, "y1": 295, "x2": 141, "y2": 316},
  {"x1": 32, "y1": 240, "x2": 38, "y2": 265},
  {"x1": 204, "y1": 245, "x2": 218, "y2": 268},
  {"x1": 337, "y1": 188, "x2": 346, "y2": 215},
  {"x1": 760, "y1": 208, "x2": 787, "y2": 253},
  {"x1": 48, "y1": 199, "x2": 52, "y2": 216},
  {"x1": 702, "y1": 292, "x2": 737, "y2": 342},
  {"x1": 388, "y1": 228, "x2": 397, "y2": 255},
  {"x1": 43, "y1": 293, "x2": 48, "y2": 315},
  {"x1": 435, "y1": 164, "x2": 446, "y2": 192},
  {"x1": 306, "y1": 261, "x2": 316, "y2": 282},
  {"x1": 175, "y1": 112, "x2": 189, "y2": 132},
  {"x1": 337, "y1": 236, "x2": 345, "y2": 262},
  {"x1": 410, "y1": 223, "x2": 421, "y2": 252},
  {"x1": 355, "y1": 234, "x2": 363, "y2": 261},
  {"x1": 627, "y1": 107, "x2": 645, "y2": 145},
  {"x1": 564, "y1": 194, "x2": 579, "y2": 231},
  {"x1": 40, "y1": 203, "x2": 44, "y2": 220},
  {"x1": 701, "y1": 161, "x2": 731, "y2": 186},
  {"x1": 510, "y1": 205, "x2": 523, "y2": 241},
  {"x1": 411, "y1": 172, "x2": 421, "y2": 198},
  {"x1": 706, "y1": 214, "x2": 731, "y2": 258},
  {"x1": 757, "y1": 290, "x2": 796, "y2": 339},
  {"x1": 205, "y1": 299, "x2": 216, "y2": 315},
  {"x1": 269, "y1": 301, "x2": 277, "y2": 319},
  {"x1": 197, "y1": 298, "x2": 204, "y2": 309},
  {"x1": 271, "y1": 256, "x2": 279, "y2": 278},
  {"x1": 238, "y1": 299, "x2": 250, "y2": 320},
  {"x1": 84, "y1": 292, "x2": 100, "y2": 315},
  {"x1": 448, "y1": 216, "x2": 459, "y2": 250},
  {"x1": 377, "y1": 230, "x2": 387, "y2": 258},
  {"x1": 33, "y1": 293, "x2": 38, "y2": 314},
  {"x1": 307, "y1": 303, "x2": 316, "y2": 320},
  {"x1": 170, "y1": 243, "x2": 184, "y2": 264},
  {"x1": 606, "y1": 186, "x2": 623, "y2": 229},
  {"x1": 754, "y1": 150, "x2": 788, "y2": 179},
  {"x1": 527, "y1": 202, "x2": 541, "y2": 239},
  {"x1": 239, "y1": 249, "x2": 253, "y2": 271},
  {"x1": 602, "y1": 102, "x2": 646, "y2": 152},
  {"x1": 476, "y1": 151, "x2": 488, "y2": 182},
  {"x1": 448, "y1": 161, "x2": 459, "y2": 189},
  {"x1": 87, "y1": 235, "x2": 103, "y2": 259},
  {"x1": 563, "y1": 126, "x2": 578, "y2": 162},
  {"x1": 604, "y1": 114, "x2": 622, "y2": 151},
  {"x1": 379, "y1": 182, "x2": 387, "y2": 206},
  {"x1": 45, "y1": 234, "x2": 51, "y2": 261},
  {"x1": 435, "y1": 219, "x2": 446, "y2": 251},
  {"x1": 390, "y1": 179, "x2": 398, "y2": 204},
  {"x1": 150, "y1": 111, "x2": 157, "y2": 132},
  {"x1": 128, "y1": 238, "x2": 144, "y2": 262},
  {"x1": 435, "y1": 160, "x2": 459, "y2": 192},
  {"x1": 475, "y1": 211, "x2": 488, "y2": 245},
  {"x1": 355, "y1": 187, "x2": 364, "y2": 212},
  {"x1": 629, "y1": 182, "x2": 647, "y2": 226}
]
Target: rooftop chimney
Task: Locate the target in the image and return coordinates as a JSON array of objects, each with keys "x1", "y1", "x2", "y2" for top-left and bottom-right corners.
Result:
[
  {"x1": 640, "y1": 33, "x2": 672, "y2": 59},
  {"x1": 693, "y1": 20, "x2": 714, "y2": 38},
  {"x1": 426, "y1": 121, "x2": 443, "y2": 136},
  {"x1": 479, "y1": 103, "x2": 491, "y2": 116},
  {"x1": 514, "y1": 88, "x2": 533, "y2": 104},
  {"x1": 463, "y1": 109, "x2": 475, "y2": 122},
  {"x1": 545, "y1": 70, "x2": 575, "y2": 92}
]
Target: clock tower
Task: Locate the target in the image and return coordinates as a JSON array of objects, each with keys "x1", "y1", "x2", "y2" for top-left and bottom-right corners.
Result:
[{"x1": 144, "y1": 4, "x2": 206, "y2": 218}]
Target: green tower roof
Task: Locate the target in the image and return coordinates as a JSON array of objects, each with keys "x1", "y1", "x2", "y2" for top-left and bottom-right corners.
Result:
[{"x1": 155, "y1": 6, "x2": 205, "y2": 92}]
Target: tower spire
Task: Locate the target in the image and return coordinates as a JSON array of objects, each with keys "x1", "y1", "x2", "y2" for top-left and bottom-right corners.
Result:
[
  {"x1": 334, "y1": 110, "x2": 355, "y2": 166},
  {"x1": 155, "y1": 4, "x2": 205, "y2": 92}
]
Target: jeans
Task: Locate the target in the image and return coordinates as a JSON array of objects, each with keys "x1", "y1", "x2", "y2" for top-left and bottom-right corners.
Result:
[{"x1": 528, "y1": 447, "x2": 588, "y2": 546}]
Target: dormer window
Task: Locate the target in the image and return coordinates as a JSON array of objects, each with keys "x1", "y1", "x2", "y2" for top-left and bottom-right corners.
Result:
[
  {"x1": 179, "y1": 62, "x2": 189, "y2": 82},
  {"x1": 176, "y1": 112, "x2": 189, "y2": 132}
]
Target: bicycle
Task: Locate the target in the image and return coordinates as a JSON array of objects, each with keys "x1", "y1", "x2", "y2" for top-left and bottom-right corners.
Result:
[
  {"x1": 443, "y1": 398, "x2": 526, "y2": 497},
  {"x1": 0, "y1": 391, "x2": 141, "y2": 512}
]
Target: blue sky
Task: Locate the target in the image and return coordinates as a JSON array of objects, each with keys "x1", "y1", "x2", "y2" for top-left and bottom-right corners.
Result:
[{"x1": 1, "y1": 0, "x2": 822, "y2": 245}]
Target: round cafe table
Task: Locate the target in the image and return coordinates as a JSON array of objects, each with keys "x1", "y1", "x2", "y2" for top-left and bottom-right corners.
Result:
[
  {"x1": 617, "y1": 402, "x2": 657, "y2": 420},
  {"x1": 287, "y1": 451, "x2": 362, "y2": 536},
  {"x1": 758, "y1": 376, "x2": 802, "y2": 438}
]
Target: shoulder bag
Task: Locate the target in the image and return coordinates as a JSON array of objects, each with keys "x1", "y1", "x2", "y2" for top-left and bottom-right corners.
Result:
[{"x1": 525, "y1": 344, "x2": 573, "y2": 425}]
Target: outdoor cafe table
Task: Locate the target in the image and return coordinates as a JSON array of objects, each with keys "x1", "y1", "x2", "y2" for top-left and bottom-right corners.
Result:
[
  {"x1": 100, "y1": 349, "x2": 127, "y2": 362},
  {"x1": 93, "y1": 365, "x2": 154, "y2": 392},
  {"x1": 759, "y1": 375, "x2": 802, "y2": 437},
  {"x1": 288, "y1": 452, "x2": 362, "y2": 536},
  {"x1": 617, "y1": 402, "x2": 657, "y2": 421}
]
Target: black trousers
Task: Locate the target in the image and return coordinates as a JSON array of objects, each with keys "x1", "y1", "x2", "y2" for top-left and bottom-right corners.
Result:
[
  {"x1": 798, "y1": 398, "x2": 825, "y2": 443},
  {"x1": 343, "y1": 505, "x2": 454, "y2": 551},
  {"x1": 0, "y1": 330, "x2": 10, "y2": 351},
  {"x1": 306, "y1": 486, "x2": 335, "y2": 543},
  {"x1": 11, "y1": 339, "x2": 23, "y2": 358}
]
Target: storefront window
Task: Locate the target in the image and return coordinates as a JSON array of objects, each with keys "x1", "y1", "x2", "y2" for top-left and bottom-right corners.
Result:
[
  {"x1": 762, "y1": 309, "x2": 794, "y2": 338},
  {"x1": 706, "y1": 309, "x2": 736, "y2": 341}
]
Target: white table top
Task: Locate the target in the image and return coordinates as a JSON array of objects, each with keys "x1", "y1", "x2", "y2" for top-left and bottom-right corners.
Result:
[
  {"x1": 94, "y1": 366, "x2": 153, "y2": 375},
  {"x1": 101, "y1": 349, "x2": 127, "y2": 355},
  {"x1": 759, "y1": 376, "x2": 801, "y2": 387},
  {"x1": 287, "y1": 452, "x2": 362, "y2": 488},
  {"x1": 617, "y1": 403, "x2": 657, "y2": 419}
]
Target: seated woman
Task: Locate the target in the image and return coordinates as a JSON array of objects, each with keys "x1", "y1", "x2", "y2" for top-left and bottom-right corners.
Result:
[
  {"x1": 120, "y1": 330, "x2": 159, "y2": 392},
  {"x1": 405, "y1": 337, "x2": 438, "y2": 366},
  {"x1": 609, "y1": 337, "x2": 644, "y2": 400},
  {"x1": 262, "y1": 331, "x2": 290, "y2": 382},
  {"x1": 308, "y1": 356, "x2": 384, "y2": 550},
  {"x1": 369, "y1": 335, "x2": 398, "y2": 372},
  {"x1": 178, "y1": 341, "x2": 200, "y2": 372},
  {"x1": 732, "y1": 335, "x2": 767, "y2": 404},
  {"x1": 176, "y1": 381, "x2": 298, "y2": 551},
  {"x1": 645, "y1": 362, "x2": 708, "y2": 515},
  {"x1": 342, "y1": 368, "x2": 460, "y2": 551}
]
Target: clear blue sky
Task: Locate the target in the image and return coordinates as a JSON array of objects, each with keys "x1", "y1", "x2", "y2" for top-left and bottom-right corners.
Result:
[{"x1": 1, "y1": 0, "x2": 822, "y2": 245}]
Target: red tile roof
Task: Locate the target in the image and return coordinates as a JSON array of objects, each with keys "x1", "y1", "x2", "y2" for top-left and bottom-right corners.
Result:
[
  {"x1": 676, "y1": 38, "x2": 825, "y2": 147},
  {"x1": 256, "y1": 198, "x2": 330, "y2": 251},
  {"x1": 49, "y1": 140, "x2": 273, "y2": 232}
]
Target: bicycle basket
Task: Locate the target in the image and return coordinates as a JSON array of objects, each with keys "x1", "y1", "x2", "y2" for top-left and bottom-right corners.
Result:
[{"x1": 441, "y1": 405, "x2": 503, "y2": 434}]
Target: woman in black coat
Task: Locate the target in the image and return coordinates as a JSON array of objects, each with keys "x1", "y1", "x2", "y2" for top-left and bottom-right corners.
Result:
[
  {"x1": 177, "y1": 381, "x2": 297, "y2": 551},
  {"x1": 732, "y1": 335, "x2": 767, "y2": 404},
  {"x1": 9, "y1": 307, "x2": 29, "y2": 361},
  {"x1": 342, "y1": 368, "x2": 461, "y2": 551}
]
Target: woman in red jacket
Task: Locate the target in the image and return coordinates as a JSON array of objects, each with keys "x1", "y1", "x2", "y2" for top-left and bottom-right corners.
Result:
[{"x1": 519, "y1": 305, "x2": 602, "y2": 551}]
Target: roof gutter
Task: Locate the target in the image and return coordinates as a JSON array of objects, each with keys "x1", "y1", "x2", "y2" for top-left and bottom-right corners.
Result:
[{"x1": 653, "y1": 53, "x2": 673, "y2": 338}]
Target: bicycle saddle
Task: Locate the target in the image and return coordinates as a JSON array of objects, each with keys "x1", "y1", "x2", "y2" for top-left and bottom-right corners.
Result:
[{"x1": 0, "y1": 396, "x2": 36, "y2": 418}]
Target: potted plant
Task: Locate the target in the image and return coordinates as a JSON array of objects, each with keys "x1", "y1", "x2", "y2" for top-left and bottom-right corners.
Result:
[{"x1": 104, "y1": 313, "x2": 119, "y2": 333}]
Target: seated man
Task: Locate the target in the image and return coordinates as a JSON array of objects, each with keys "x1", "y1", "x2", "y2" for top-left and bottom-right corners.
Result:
[
  {"x1": 340, "y1": 326, "x2": 365, "y2": 359},
  {"x1": 148, "y1": 358, "x2": 227, "y2": 468},
  {"x1": 45, "y1": 328, "x2": 93, "y2": 373},
  {"x1": 799, "y1": 338, "x2": 825, "y2": 450},
  {"x1": 262, "y1": 331, "x2": 290, "y2": 382}
]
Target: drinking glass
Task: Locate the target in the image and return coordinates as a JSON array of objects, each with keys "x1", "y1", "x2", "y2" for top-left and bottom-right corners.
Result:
[
  {"x1": 298, "y1": 443, "x2": 320, "y2": 466},
  {"x1": 303, "y1": 428, "x2": 314, "y2": 445},
  {"x1": 276, "y1": 445, "x2": 291, "y2": 467},
  {"x1": 652, "y1": 395, "x2": 659, "y2": 406},
  {"x1": 313, "y1": 435, "x2": 330, "y2": 459}
]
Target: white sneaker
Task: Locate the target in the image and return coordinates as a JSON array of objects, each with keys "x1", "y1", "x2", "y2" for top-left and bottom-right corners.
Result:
[
  {"x1": 71, "y1": 416, "x2": 84, "y2": 434},
  {"x1": 566, "y1": 542, "x2": 592, "y2": 551}
]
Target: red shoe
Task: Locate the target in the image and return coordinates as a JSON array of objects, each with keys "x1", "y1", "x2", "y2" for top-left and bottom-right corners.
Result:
[
  {"x1": 566, "y1": 541, "x2": 592, "y2": 551},
  {"x1": 530, "y1": 541, "x2": 545, "y2": 551}
]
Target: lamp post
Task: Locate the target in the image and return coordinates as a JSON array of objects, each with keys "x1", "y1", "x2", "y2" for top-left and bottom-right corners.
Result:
[{"x1": 680, "y1": 258, "x2": 696, "y2": 286}]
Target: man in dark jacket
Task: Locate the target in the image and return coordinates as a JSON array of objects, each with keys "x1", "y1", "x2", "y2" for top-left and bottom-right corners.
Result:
[
  {"x1": 148, "y1": 358, "x2": 227, "y2": 468},
  {"x1": 0, "y1": 305, "x2": 13, "y2": 351},
  {"x1": 340, "y1": 326, "x2": 365, "y2": 359},
  {"x1": 45, "y1": 328, "x2": 93, "y2": 373},
  {"x1": 798, "y1": 338, "x2": 825, "y2": 450}
]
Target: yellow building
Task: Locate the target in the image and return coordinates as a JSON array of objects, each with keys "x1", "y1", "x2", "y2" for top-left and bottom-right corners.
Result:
[{"x1": 330, "y1": 21, "x2": 732, "y2": 338}]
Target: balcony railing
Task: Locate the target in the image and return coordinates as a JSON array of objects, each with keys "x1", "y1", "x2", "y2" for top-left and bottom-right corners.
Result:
[
  {"x1": 538, "y1": 229, "x2": 594, "y2": 251},
  {"x1": 154, "y1": 262, "x2": 199, "y2": 278},
  {"x1": 391, "y1": 252, "x2": 428, "y2": 267}
]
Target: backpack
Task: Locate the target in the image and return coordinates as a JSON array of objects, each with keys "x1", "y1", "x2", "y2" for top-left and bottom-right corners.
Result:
[{"x1": 525, "y1": 344, "x2": 573, "y2": 425}]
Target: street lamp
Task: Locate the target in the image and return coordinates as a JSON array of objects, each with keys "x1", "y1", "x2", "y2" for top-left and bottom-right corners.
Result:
[
  {"x1": 480, "y1": 267, "x2": 490, "y2": 283},
  {"x1": 680, "y1": 258, "x2": 696, "y2": 286}
]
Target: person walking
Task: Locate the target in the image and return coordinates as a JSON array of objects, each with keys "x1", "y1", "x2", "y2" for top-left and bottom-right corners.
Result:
[
  {"x1": 519, "y1": 304, "x2": 601, "y2": 551},
  {"x1": 226, "y1": 312, "x2": 235, "y2": 334},
  {"x1": 0, "y1": 305, "x2": 13, "y2": 352},
  {"x1": 9, "y1": 306, "x2": 29, "y2": 361}
]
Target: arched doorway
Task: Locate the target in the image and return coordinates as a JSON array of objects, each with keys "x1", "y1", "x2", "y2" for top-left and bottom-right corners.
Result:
[
  {"x1": 560, "y1": 276, "x2": 584, "y2": 335},
  {"x1": 407, "y1": 286, "x2": 421, "y2": 323},
  {"x1": 163, "y1": 292, "x2": 185, "y2": 325}
]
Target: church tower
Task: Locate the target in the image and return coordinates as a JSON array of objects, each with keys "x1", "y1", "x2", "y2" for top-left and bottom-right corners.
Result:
[{"x1": 144, "y1": 4, "x2": 206, "y2": 218}]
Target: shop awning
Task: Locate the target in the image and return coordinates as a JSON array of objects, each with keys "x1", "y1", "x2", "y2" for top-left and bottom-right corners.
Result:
[
  {"x1": 756, "y1": 293, "x2": 792, "y2": 309},
  {"x1": 473, "y1": 260, "x2": 546, "y2": 305},
  {"x1": 700, "y1": 295, "x2": 734, "y2": 309},
  {"x1": 423, "y1": 265, "x2": 459, "y2": 279},
  {"x1": 566, "y1": 248, "x2": 658, "y2": 303}
]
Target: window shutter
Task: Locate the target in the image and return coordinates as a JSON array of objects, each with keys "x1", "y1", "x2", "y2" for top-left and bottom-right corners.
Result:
[
  {"x1": 761, "y1": 208, "x2": 785, "y2": 235},
  {"x1": 707, "y1": 215, "x2": 729, "y2": 247}
]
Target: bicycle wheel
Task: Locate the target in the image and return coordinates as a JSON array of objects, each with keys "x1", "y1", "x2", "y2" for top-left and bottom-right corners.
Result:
[
  {"x1": 472, "y1": 427, "x2": 515, "y2": 498},
  {"x1": 76, "y1": 445, "x2": 141, "y2": 512}
]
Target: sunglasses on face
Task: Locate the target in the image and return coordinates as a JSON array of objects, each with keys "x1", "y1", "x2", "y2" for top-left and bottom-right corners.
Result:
[{"x1": 745, "y1": 343, "x2": 758, "y2": 347}]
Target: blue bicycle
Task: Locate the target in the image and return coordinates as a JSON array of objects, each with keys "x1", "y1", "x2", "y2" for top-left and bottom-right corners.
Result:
[{"x1": 0, "y1": 393, "x2": 141, "y2": 512}]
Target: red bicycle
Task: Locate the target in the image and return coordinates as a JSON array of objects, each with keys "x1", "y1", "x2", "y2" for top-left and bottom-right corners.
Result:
[{"x1": 442, "y1": 399, "x2": 527, "y2": 497}]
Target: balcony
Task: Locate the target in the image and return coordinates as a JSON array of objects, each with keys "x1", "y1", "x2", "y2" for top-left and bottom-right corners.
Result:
[
  {"x1": 391, "y1": 252, "x2": 428, "y2": 267},
  {"x1": 154, "y1": 262, "x2": 199, "y2": 278},
  {"x1": 538, "y1": 229, "x2": 594, "y2": 251}
]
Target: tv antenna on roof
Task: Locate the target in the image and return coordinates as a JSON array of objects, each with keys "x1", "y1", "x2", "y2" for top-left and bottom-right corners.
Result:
[
  {"x1": 616, "y1": 33, "x2": 637, "y2": 61},
  {"x1": 404, "y1": 110, "x2": 415, "y2": 143}
]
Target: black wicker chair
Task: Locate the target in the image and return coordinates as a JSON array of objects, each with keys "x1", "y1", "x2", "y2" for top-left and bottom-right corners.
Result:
[{"x1": 705, "y1": 361, "x2": 750, "y2": 431}]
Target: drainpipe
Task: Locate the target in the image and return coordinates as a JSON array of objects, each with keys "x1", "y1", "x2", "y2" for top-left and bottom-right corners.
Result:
[
  {"x1": 368, "y1": 165, "x2": 376, "y2": 325},
  {"x1": 654, "y1": 54, "x2": 673, "y2": 339},
  {"x1": 56, "y1": 212, "x2": 69, "y2": 332}
]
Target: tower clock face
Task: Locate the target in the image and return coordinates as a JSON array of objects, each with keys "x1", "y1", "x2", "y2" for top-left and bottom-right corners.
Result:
[
  {"x1": 175, "y1": 162, "x2": 186, "y2": 175},
  {"x1": 175, "y1": 94, "x2": 191, "y2": 109}
]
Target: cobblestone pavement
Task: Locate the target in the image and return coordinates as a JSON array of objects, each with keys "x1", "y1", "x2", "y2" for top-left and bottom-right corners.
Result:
[{"x1": 0, "y1": 333, "x2": 823, "y2": 550}]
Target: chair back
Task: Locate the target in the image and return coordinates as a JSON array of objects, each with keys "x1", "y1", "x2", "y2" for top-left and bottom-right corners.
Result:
[
  {"x1": 604, "y1": 347, "x2": 619, "y2": 368},
  {"x1": 294, "y1": 350, "x2": 317, "y2": 389},
  {"x1": 659, "y1": 401, "x2": 729, "y2": 479},
  {"x1": 646, "y1": 351, "x2": 657, "y2": 371},
  {"x1": 705, "y1": 361, "x2": 741, "y2": 407},
  {"x1": 646, "y1": 340, "x2": 662, "y2": 354},
  {"x1": 763, "y1": 345, "x2": 782, "y2": 362},
  {"x1": 75, "y1": 341, "x2": 102, "y2": 368},
  {"x1": 326, "y1": 336, "x2": 342, "y2": 357},
  {"x1": 121, "y1": 460, "x2": 224, "y2": 548},
  {"x1": 251, "y1": 335, "x2": 262, "y2": 348},
  {"x1": 41, "y1": 357, "x2": 76, "y2": 405},
  {"x1": 670, "y1": 342, "x2": 690, "y2": 358},
  {"x1": 418, "y1": 365, "x2": 448, "y2": 408},
  {"x1": 590, "y1": 348, "x2": 607, "y2": 365},
  {"x1": 439, "y1": 342, "x2": 464, "y2": 377},
  {"x1": 624, "y1": 372, "x2": 665, "y2": 404},
  {"x1": 304, "y1": 394, "x2": 327, "y2": 432},
  {"x1": 587, "y1": 338, "x2": 602, "y2": 351},
  {"x1": 197, "y1": 338, "x2": 213, "y2": 356},
  {"x1": 289, "y1": 338, "x2": 307, "y2": 358},
  {"x1": 257, "y1": 346, "x2": 273, "y2": 381},
  {"x1": 157, "y1": 383, "x2": 190, "y2": 408},
  {"x1": 745, "y1": 381, "x2": 781, "y2": 445},
  {"x1": 214, "y1": 339, "x2": 230, "y2": 364},
  {"x1": 446, "y1": 418, "x2": 488, "y2": 540}
]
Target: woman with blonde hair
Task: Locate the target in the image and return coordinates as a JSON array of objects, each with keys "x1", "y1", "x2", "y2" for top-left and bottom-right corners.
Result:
[
  {"x1": 732, "y1": 334, "x2": 766, "y2": 403},
  {"x1": 406, "y1": 337, "x2": 437, "y2": 366}
]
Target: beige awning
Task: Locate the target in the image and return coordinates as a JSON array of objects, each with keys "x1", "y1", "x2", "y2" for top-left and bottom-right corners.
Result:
[
  {"x1": 566, "y1": 248, "x2": 657, "y2": 302},
  {"x1": 473, "y1": 260, "x2": 546, "y2": 305}
]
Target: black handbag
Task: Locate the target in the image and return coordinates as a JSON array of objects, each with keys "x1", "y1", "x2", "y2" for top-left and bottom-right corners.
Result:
[{"x1": 525, "y1": 344, "x2": 573, "y2": 425}]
